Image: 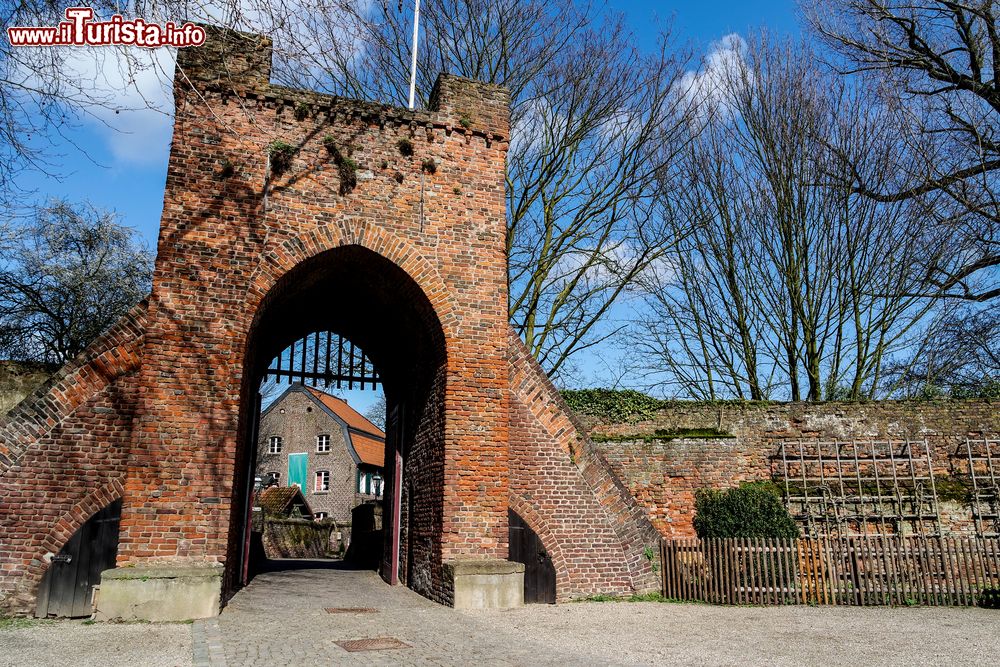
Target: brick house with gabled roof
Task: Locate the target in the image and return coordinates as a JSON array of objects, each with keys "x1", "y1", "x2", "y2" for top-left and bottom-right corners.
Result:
[{"x1": 257, "y1": 384, "x2": 385, "y2": 523}]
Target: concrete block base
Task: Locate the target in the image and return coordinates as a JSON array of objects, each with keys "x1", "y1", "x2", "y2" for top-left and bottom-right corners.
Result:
[
  {"x1": 445, "y1": 559, "x2": 524, "y2": 609},
  {"x1": 94, "y1": 565, "x2": 223, "y2": 622}
]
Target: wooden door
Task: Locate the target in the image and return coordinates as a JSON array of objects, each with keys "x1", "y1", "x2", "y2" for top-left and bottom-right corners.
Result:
[
  {"x1": 287, "y1": 452, "x2": 308, "y2": 490},
  {"x1": 35, "y1": 500, "x2": 122, "y2": 618},
  {"x1": 508, "y1": 509, "x2": 556, "y2": 604}
]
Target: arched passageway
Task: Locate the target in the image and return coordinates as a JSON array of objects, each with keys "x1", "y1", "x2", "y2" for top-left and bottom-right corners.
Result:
[{"x1": 230, "y1": 245, "x2": 447, "y2": 599}]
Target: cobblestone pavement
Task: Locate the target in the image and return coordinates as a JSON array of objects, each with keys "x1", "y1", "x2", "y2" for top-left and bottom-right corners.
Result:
[
  {"x1": 209, "y1": 561, "x2": 582, "y2": 666},
  {"x1": 3, "y1": 560, "x2": 998, "y2": 666},
  {"x1": 205, "y1": 560, "x2": 1000, "y2": 666}
]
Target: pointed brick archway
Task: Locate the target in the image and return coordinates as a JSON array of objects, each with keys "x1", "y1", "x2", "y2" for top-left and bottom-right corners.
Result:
[
  {"x1": 0, "y1": 26, "x2": 658, "y2": 618},
  {"x1": 233, "y1": 241, "x2": 454, "y2": 601}
]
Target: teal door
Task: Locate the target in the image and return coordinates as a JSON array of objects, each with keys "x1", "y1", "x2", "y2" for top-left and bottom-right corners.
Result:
[{"x1": 288, "y1": 453, "x2": 308, "y2": 490}]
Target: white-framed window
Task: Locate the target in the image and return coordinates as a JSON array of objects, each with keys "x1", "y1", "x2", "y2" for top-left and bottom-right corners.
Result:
[
  {"x1": 314, "y1": 512, "x2": 327, "y2": 521},
  {"x1": 268, "y1": 436, "x2": 283, "y2": 454},
  {"x1": 316, "y1": 434, "x2": 331, "y2": 453},
  {"x1": 315, "y1": 470, "x2": 330, "y2": 492},
  {"x1": 357, "y1": 470, "x2": 383, "y2": 496}
]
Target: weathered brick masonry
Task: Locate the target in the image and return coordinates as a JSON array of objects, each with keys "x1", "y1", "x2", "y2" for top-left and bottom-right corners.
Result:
[
  {"x1": 0, "y1": 303, "x2": 147, "y2": 611},
  {"x1": 592, "y1": 400, "x2": 999, "y2": 537},
  {"x1": 0, "y1": 27, "x2": 658, "y2": 613},
  {"x1": 508, "y1": 335, "x2": 658, "y2": 599}
]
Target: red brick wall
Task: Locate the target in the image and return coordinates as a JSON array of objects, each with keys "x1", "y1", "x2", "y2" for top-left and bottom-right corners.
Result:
[
  {"x1": 592, "y1": 400, "x2": 1000, "y2": 538},
  {"x1": 507, "y1": 334, "x2": 659, "y2": 599},
  {"x1": 0, "y1": 302, "x2": 147, "y2": 611},
  {"x1": 114, "y1": 25, "x2": 513, "y2": 604}
]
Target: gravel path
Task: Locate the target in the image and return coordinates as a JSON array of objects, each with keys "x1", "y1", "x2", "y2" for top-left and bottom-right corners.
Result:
[
  {"x1": 472, "y1": 601, "x2": 1000, "y2": 666},
  {"x1": 0, "y1": 619, "x2": 192, "y2": 667}
]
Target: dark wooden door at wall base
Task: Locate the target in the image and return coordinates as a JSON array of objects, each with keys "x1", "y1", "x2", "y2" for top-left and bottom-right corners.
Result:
[
  {"x1": 35, "y1": 500, "x2": 122, "y2": 618},
  {"x1": 508, "y1": 510, "x2": 556, "y2": 603}
]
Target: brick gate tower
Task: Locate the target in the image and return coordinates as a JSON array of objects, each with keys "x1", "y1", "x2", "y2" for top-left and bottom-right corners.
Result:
[{"x1": 0, "y1": 27, "x2": 659, "y2": 619}]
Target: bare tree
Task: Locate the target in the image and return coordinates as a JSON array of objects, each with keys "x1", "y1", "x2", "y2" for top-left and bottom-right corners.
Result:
[
  {"x1": 0, "y1": 200, "x2": 153, "y2": 364},
  {"x1": 882, "y1": 307, "x2": 1000, "y2": 398},
  {"x1": 0, "y1": 1, "x2": 200, "y2": 205},
  {"x1": 3, "y1": 2, "x2": 698, "y2": 377},
  {"x1": 632, "y1": 37, "x2": 940, "y2": 401},
  {"x1": 804, "y1": 0, "x2": 1000, "y2": 302},
  {"x1": 363, "y1": 393, "x2": 387, "y2": 430}
]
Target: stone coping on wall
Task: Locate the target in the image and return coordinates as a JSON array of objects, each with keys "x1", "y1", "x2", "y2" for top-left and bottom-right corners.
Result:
[{"x1": 583, "y1": 397, "x2": 999, "y2": 443}]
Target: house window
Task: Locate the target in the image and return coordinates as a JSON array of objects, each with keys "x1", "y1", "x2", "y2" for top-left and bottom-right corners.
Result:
[
  {"x1": 315, "y1": 470, "x2": 330, "y2": 492},
  {"x1": 314, "y1": 512, "x2": 327, "y2": 521},
  {"x1": 316, "y1": 434, "x2": 331, "y2": 453},
  {"x1": 268, "y1": 436, "x2": 283, "y2": 454},
  {"x1": 357, "y1": 470, "x2": 383, "y2": 496}
]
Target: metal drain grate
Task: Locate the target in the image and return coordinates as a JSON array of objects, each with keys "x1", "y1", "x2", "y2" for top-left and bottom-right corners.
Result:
[
  {"x1": 325, "y1": 607, "x2": 378, "y2": 614},
  {"x1": 335, "y1": 637, "x2": 411, "y2": 652}
]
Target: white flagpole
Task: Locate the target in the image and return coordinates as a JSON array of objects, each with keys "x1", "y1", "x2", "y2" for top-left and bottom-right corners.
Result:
[{"x1": 408, "y1": 0, "x2": 421, "y2": 110}]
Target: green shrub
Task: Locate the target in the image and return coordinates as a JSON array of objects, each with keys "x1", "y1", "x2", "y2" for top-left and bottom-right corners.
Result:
[
  {"x1": 951, "y1": 378, "x2": 1000, "y2": 399},
  {"x1": 322, "y1": 138, "x2": 358, "y2": 195},
  {"x1": 693, "y1": 482, "x2": 799, "y2": 539},
  {"x1": 268, "y1": 140, "x2": 296, "y2": 175},
  {"x1": 979, "y1": 587, "x2": 1000, "y2": 609}
]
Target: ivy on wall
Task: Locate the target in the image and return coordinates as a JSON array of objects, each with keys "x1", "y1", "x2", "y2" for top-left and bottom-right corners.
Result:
[
  {"x1": 559, "y1": 389, "x2": 670, "y2": 422},
  {"x1": 560, "y1": 387, "x2": 994, "y2": 424}
]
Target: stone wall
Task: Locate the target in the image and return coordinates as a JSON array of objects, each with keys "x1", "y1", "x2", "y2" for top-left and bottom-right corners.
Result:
[
  {"x1": 260, "y1": 519, "x2": 338, "y2": 559},
  {"x1": 591, "y1": 400, "x2": 999, "y2": 538},
  {"x1": 0, "y1": 362, "x2": 54, "y2": 416}
]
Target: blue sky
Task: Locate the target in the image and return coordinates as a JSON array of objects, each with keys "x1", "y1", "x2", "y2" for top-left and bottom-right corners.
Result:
[
  {"x1": 14, "y1": 1, "x2": 802, "y2": 250},
  {"x1": 10, "y1": 1, "x2": 802, "y2": 404}
]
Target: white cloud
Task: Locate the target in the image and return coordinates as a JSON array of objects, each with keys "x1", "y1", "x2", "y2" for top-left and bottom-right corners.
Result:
[
  {"x1": 57, "y1": 46, "x2": 176, "y2": 166},
  {"x1": 550, "y1": 242, "x2": 677, "y2": 295},
  {"x1": 16, "y1": 1, "x2": 373, "y2": 168},
  {"x1": 679, "y1": 33, "x2": 749, "y2": 118},
  {"x1": 510, "y1": 95, "x2": 568, "y2": 157}
]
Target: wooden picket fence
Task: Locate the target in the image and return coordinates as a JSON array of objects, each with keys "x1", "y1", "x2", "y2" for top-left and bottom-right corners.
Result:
[{"x1": 660, "y1": 536, "x2": 1000, "y2": 606}]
